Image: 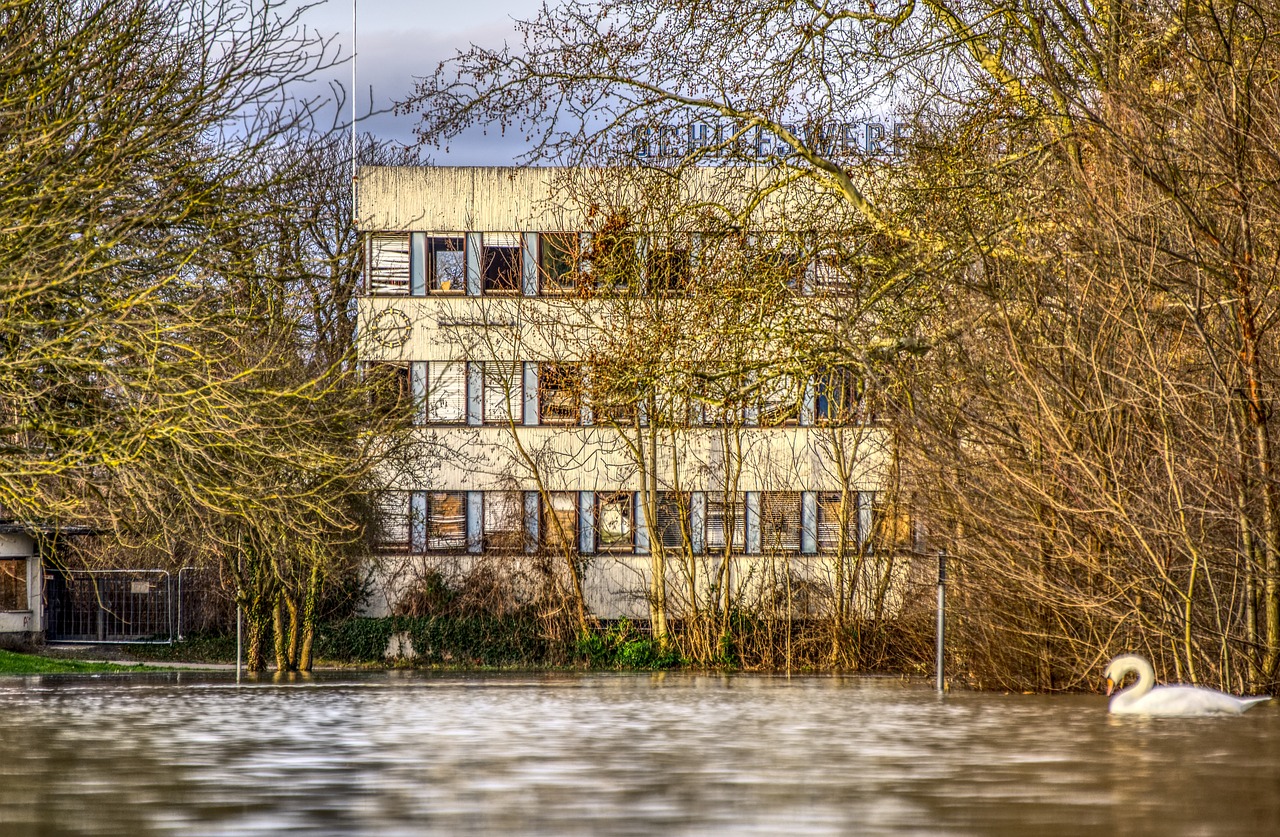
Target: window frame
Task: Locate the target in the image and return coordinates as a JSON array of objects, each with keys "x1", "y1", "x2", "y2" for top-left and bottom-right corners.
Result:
[
  {"x1": 542, "y1": 492, "x2": 579, "y2": 553},
  {"x1": 482, "y1": 234, "x2": 522, "y2": 294},
  {"x1": 428, "y1": 236, "x2": 467, "y2": 295},
  {"x1": 760, "y1": 492, "x2": 803, "y2": 553},
  {"x1": 0, "y1": 558, "x2": 27, "y2": 611},
  {"x1": 595, "y1": 491, "x2": 635, "y2": 553}
]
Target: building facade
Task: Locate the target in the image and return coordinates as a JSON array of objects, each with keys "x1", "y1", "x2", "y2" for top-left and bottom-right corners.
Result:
[{"x1": 356, "y1": 166, "x2": 896, "y2": 621}]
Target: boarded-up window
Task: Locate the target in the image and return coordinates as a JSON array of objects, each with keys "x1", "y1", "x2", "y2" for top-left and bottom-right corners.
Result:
[
  {"x1": 483, "y1": 233, "x2": 521, "y2": 293},
  {"x1": 430, "y1": 237, "x2": 466, "y2": 293},
  {"x1": 426, "y1": 492, "x2": 467, "y2": 551},
  {"x1": 0, "y1": 559, "x2": 26, "y2": 610},
  {"x1": 484, "y1": 492, "x2": 525, "y2": 551},
  {"x1": 761, "y1": 492, "x2": 802, "y2": 552},
  {"x1": 705, "y1": 493, "x2": 746, "y2": 553},
  {"x1": 428, "y1": 361, "x2": 466, "y2": 423},
  {"x1": 543, "y1": 492, "x2": 578, "y2": 553},
  {"x1": 374, "y1": 491, "x2": 411, "y2": 552},
  {"x1": 597, "y1": 492, "x2": 634, "y2": 553},
  {"x1": 539, "y1": 363, "x2": 581, "y2": 426},
  {"x1": 367, "y1": 233, "x2": 410, "y2": 295},
  {"x1": 483, "y1": 361, "x2": 521, "y2": 423},
  {"x1": 655, "y1": 492, "x2": 689, "y2": 550},
  {"x1": 817, "y1": 492, "x2": 858, "y2": 552}
]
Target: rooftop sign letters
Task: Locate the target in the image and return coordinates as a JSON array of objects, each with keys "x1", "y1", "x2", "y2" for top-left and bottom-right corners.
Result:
[{"x1": 634, "y1": 120, "x2": 910, "y2": 160}]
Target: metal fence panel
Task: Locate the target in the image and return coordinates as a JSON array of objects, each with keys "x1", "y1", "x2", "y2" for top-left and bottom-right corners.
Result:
[{"x1": 46, "y1": 570, "x2": 173, "y2": 644}]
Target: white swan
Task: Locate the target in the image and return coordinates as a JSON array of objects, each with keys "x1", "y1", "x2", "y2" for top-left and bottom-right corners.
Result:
[{"x1": 1104, "y1": 654, "x2": 1271, "y2": 716}]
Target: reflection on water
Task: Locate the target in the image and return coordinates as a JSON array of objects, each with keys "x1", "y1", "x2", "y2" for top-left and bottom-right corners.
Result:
[{"x1": 0, "y1": 671, "x2": 1277, "y2": 835}]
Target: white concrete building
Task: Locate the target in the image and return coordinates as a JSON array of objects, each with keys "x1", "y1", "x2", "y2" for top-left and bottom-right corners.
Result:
[
  {"x1": 0, "y1": 527, "x2": 45, "y2": 636},
  {"x1": 356, "y1": 166, "x2": 895, "y2": 620}
]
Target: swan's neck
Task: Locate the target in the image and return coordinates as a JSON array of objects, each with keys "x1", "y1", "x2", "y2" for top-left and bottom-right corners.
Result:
[{"x1": 1111, "y1": 656, "x2": 1156, "y2": 710}]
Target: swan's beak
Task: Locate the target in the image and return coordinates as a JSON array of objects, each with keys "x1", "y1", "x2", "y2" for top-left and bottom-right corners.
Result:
[{"x1": 1105, "y1": 677, "x2": 1115, "y2": 696}]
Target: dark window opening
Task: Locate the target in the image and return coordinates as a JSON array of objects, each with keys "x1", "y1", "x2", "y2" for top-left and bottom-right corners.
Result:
[
  {"x1": 647, "y1": 245, "x2": 690, "y2": 293},
  {"x1": 540, "y1": 232, "x2": 581, "y2": 294},
  {"x1": 483, "y1": 244, "x2": 521, "y2": 293}
]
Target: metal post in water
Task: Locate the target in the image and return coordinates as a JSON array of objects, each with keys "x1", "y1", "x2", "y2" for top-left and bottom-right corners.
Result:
[{"x1": 936, "y1": 548, "x2": 947, "y2": 693}]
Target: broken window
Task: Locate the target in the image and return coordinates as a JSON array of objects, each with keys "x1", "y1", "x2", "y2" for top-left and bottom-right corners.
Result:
[
  {"x1": 817, "y1": 492, "x2": 859, "y2": 552},
  {"x1": 483, "y1": 233, "x2": 521, "y2": 293},
  {"x1": 705, "y1": 493, "x2": 746, "y2": 553},
  {"x1": 427, "y1": 361, "x2": 466, "y2": 424},
  {"x1": 483, "y1": 361, "x2": 522, "y2": 424},
  {"x1": 484, "y1": 491, "x2": 525, "y2": 551},
  {"x1": 761, "y1": 492, "x2": 802, "y2": 552},
  {"x1": 430, "y1": 236, "x2": 466, "y2": 293},
  {"x1": 538, "y1": 363, "x2": 582, "y2": 426},
  {"x1": 367, "y1": 232, "x2": 410, "y2": 295},
  {"x1": 424, "y1": 492, "x2": 467, "y2": 552},
  {"x1": 543, "y1": 492, "x2": 578, "y2": 553},
  {"x1": 596, "y1": 492, "x2": 634, "y2": 553}
]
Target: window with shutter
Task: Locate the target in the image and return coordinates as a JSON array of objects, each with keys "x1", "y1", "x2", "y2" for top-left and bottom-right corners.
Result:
[
  {"x1": 817, "y1": 492, "x2": 858, "y2": 551},
  {"x1": 655, "y1": 493, "x2": 689, "y2": 549},
  {"x1": 483, "y1": 361, "x2": 522, "y2": 423},
  {"x1": 426, "y1": 492, "x2": 467, "y2": 551},
  {"x1": 705, "y1": 493, "x2": 746, "y2": 553},
  {"x1": 368, "y1": 233, "x2": 411, "y2": 295},
  {"x1": 759, "y1": 374, "x2": 803, "y2": 427},
  {"x1": 761, "y1": 492, "x2": 802, "y2": 552},
  {"x1": 374, "y1": 491, "x2": 411, "y2": 552},
  {"x1": 543, "y1": 492, "x2": 578, "y2": 553},
  {"x1": 427, "y1": 361, "x2": 466, "y2": 423},
  {"x1": 484, "y1": 492, "x2": 525, "y2": 551}
]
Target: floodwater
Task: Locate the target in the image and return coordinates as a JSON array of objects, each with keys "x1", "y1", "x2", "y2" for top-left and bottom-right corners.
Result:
[{"x1": 0, "y1": 672, "x2": 1277, "y2": 836}]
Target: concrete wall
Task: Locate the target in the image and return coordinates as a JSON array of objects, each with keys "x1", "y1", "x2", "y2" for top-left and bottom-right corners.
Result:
[{"x1": 0, "y1": 533, "x2": 41, "y2": 634}]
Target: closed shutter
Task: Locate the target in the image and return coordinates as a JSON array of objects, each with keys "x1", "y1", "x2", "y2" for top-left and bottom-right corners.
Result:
[
  {"x1": 368, "y1": 233, "x2": 410, "y2": 294},
  {"x1": 484, "y1": 492, "x2": 524, "y2": 551},
  {"x1": 428, "y1": 361, "x2": 466, "y2": 423},
  {"x1": 374, "y1": 491, "x2": 410, "y2": 552},
  {"x1": 705, "y1": 493, "x2": 745, "y2": 552},
  {"x1": 817, "y1": 492, "x2": 856, "y2": 551},
  {"x1": 483, "y1": 361, "x2": 521, "y2": 423},
  {"x1": 427, "y1": 492, "x2": 467, "y2": 551},
  {"x1": 761, "y1": 492, "x2": 802, "y2": 552},
  {"x1": 656, "y1": 493, "x2": 688, "y2": 549}
]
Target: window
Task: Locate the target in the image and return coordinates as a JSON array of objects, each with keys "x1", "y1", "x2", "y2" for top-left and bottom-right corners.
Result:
[
  {"x1": 543, "y1": 492, "x2": 578, "y2": 552},
  {"x1": 367, "y1": 233, "x2": 410, "y2": 295},
  {"x1": 761, "y1": 492, "x2": 802, "y2": 552},
  {"x1": 424, "y1": 492, "x2": 467, "y2": 552},
  {"x1": 815, "y1": 367, "x2": 861, "y2": 424},
  {"x1": 705, "y1": 492, "x2": 746, "y2": 553},
  {"x1": 483, "y1": 234, "x2": 521, "y2": 293},
  {"x1": 365, "y1": 362, "x2": 410, "y2": 420},
  {"x1": 817, "y1": 492, "x2": 858, "y2": 552},
  {"x1": 583, "y1": 219, "x2": 637, "y2": 293},
  {"x1": 427, "y1": 361, "x2": 466, "y2": 423},
  {"x1": 430, "y1": 237, "x2": 466, "y2": 293},
  {"x1": 373, "y1": 491, "x2": 411, "y2": 552},
  {"x1": 758, "y1": 374, "x2": 803, "y2": 427},
  {"x1": 540, "y1": 232, "x2": 581, "y2": 294},
  {"x1": 596, "y1": 492, "x2": 634, "y2": 553},
  {"x1": 654, "y1": 492, "x2": 690, "y2": 550},
  {"x1": 0, "y1": 559, "x2": 26, "y2": 610},
  {"x1": 484, "y1": 492, "x2": 525, "y2": 551},
  {"x1": 589, "y1": 364, "x2": 638, "y2": 425},
  {"x1": 808, "y1": 250, "x2": 852, "y2": 294},
  {"x1": 483, "y1": 361, "x2": 522, "y2": 424},
  {"x1": 538, "y1": 363, "x2": 581, "y2": 426},
  {"x1": 646, "y1": 238, "x2": 690, "y2": 292}
]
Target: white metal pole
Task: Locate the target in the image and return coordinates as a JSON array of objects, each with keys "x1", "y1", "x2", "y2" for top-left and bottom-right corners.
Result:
[
  {"x1": 351, "y1": 0, "x2": 358, "y2": 221},
  {"x1": 935, "y1": 548, "x2": 946, "y2": 693}
]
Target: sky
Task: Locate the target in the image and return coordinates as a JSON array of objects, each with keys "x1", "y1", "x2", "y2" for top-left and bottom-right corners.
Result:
[{"x1": 300, "y1": 0, "x2": 544, "y2": 163}]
